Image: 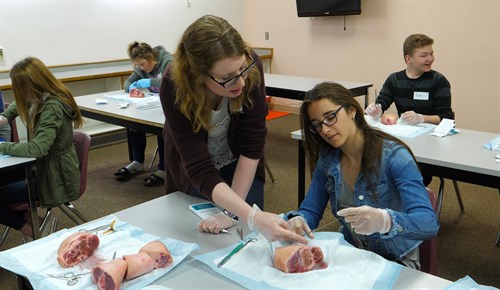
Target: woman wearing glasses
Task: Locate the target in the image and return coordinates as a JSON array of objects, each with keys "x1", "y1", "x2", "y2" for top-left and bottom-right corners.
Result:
[
  {"x1": 286, "y1": 82, "x2": 439, "y2": 269},
  {"x1": 159, "y1": 15, "x2": 306, "y2": 244}
]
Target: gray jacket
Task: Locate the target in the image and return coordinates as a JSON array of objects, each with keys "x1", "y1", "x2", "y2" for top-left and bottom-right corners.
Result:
[{"x1": 124, "y1": 45, "x2": 173, "y2": 93}]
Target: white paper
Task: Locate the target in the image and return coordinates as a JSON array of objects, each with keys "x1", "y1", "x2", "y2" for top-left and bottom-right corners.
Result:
[
  {"x1": 0, "y1": 215, "x2": 199, "y2": 290},
  {"x1": 0, "y1": 153, "x2": 11, "y2": 159},
  {"x1": 365, "y1": 116, "x2": 435, "y2": 138},
  {"x1": 196, "y1": 232, "x2": 402, "y2": 290},
  {"x1": 104, "y1": 92, "x2": 160, "y2": 105},
  {"x1": 95, "y1": 98, "x2": 108, "y2": 104},
  {"x1": 136, "y1": 99, "x2": 161, "y2": 110},
  {"x1": 431, "y1": 118, "x2": 455, "y2": 137}
]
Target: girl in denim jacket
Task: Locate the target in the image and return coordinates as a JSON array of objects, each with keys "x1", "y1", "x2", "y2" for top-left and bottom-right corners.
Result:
[{"x1": 286, "y1": 82, "x2": 439, "y2": 269}]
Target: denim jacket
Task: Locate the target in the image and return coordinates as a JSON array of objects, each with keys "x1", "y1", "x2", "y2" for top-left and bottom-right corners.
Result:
[{"x1": 289, "y1": 139, "x2": 439, "y2": 261}]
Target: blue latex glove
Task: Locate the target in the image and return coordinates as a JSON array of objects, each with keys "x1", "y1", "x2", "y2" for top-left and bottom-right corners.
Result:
[
  {"x1": 131, "y1": 79, "x2": 151, "y2": 89},
  {"x1": 128, "y1": 83, "x2": 138, "y2": 91}
]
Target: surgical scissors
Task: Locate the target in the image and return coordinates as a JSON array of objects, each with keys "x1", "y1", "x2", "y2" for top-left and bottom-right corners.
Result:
[{"x1": 47, "y1": 272, "x2": 89, "y2": 286}]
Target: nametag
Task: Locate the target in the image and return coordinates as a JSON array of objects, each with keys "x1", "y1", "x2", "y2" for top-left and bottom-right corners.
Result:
[{"x1": 414, "y1": 92, "x2": 429, "y2": 100}]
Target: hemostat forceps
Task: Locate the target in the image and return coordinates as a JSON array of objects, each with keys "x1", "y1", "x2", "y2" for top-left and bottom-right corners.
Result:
[
  {"x1": 47, "y1": 272, "x2": 90, "y2": 286},
  {"x1": 217, "y1": 226, "x2": 257, "y2": 267}
]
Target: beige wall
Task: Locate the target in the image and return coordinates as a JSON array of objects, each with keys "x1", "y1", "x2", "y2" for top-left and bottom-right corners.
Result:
[{"x1": 245, "y1": 0, "x2": 500, "y2": 133}]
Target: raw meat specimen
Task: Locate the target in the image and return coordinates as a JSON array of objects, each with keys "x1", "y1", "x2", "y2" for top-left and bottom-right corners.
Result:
[
  {"x1": 273, "y1": 245, "x2": 328, "y2": 273},
  {"x1": 91, "y1": 258, "x2": 128, "y2": 290},
  {"x1": 57, "y1": 232, "x2": 100, "y2": 268},
  {"x1": 381, "y1": 113, "x2": 399, "y2": 125},
  {"x1": 123, "y1": 252, "x2": 155, "y2": 280},
  {"x1": 309, "y1": 246, "x2": 328, "y2": 269},
  {"x1": 139, "y1": 240, "x2": 173, "y2": 268},
  {"x1": 129, "y1": 88, "x2": 144, "y2": 98}
]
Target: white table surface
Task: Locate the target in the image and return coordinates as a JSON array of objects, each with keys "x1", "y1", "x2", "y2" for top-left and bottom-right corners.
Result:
[
  {"x1": 402, "y1": 129, "x2": 499, "y2": 177},
  {"x1": 0, "y1": 155, "x2": 36, "y2": 169},
  {"x1": 75, "y1": 72, "x2": 373, "y2": 132},
  {"x1": 291, "y1": 128, "x2": 500, "y2": 178},
  {"x1": 0, "y1": 155, "x2": 40, "y2": 239},
  {"x1": 264, "y1": 73, "x2": 372, "y2": 96},
  {"x1": 75, "y1": 91, "x2": 165, "y2": 129},
  {"x1": 111, "y1": 191, "x2": 452, "y2": 289}
]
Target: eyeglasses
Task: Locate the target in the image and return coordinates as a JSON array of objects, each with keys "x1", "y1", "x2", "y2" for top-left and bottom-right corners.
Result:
[
  {"x1": 309, "y1": 106, "x2": 344, "y2": 134},
  {"x1": 209, "y1": 57, "x2": 256, "y2": 89}
]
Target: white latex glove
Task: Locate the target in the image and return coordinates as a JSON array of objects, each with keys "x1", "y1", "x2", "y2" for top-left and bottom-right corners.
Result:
[
  {"x1": 364, "y1": 103, "x2": 382, "y2": 119},
  {"x1": 198, "y1": 212, "x2": 236, "y2": 234},
  {"x1": 288, "y1": 216, "x2": 314, "y2": 239},
  {"x1": 247, "y1": 204, "x2": 308, "y2": 243},
  {"x1": 400, "y1": 111, "x2": 424, "y2": 125},
  {"x1": 0, "y1": 116, "x2": 8, "y2": 127},
  {"x1": 337, "y1": 205, "x2": 391, "y2": 235}
]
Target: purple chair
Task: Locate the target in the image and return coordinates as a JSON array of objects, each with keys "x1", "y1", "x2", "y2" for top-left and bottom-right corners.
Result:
[
  {"x1": 419, "y1": 188, "x2": 439, "y2": 275},
  {"x1": 59, "y1": 131, "x2": 91, "y2": 224},
  {"x1": 0, "y1": 131, "x2": 91, "y2": 247}
]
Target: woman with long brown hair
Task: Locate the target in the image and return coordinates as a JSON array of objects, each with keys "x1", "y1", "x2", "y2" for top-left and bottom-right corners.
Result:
[
  {"x1": 160, "y1": 15, "x2": 306, "y2": 243},
  {"x1": 287, "y1": 82, "x2": 439, "y2": 269},
  {"x1": 0, "y1": 57, "x2": 82, "y2": 238}
]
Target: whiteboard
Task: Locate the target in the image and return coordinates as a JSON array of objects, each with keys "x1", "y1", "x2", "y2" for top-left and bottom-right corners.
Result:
[{"x1": 0, "y1": 0, "x2": 247, "y2": 69}]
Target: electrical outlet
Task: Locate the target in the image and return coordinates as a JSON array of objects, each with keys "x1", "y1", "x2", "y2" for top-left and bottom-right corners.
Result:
[
  {"x1": 0, "y1": 47, "x2": 3, "y2": 62},
  {"x1": 265, "y1": 32, "x2": 269, "y2": 40}
]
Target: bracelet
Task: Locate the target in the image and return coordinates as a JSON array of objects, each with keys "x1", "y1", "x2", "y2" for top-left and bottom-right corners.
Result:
[{"x1": 223, "y1": 209, "x2": 239, "y2": 221}]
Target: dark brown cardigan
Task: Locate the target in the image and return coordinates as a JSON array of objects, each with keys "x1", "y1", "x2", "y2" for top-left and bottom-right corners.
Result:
[{"x1": 159, "y1": 51, "x2": 268, "y2": 201}]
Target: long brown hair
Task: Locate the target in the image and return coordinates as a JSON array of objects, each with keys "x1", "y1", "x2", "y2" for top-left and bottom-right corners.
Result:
[
  {"x1": 172, "y1": 15, "x2": 260, "y2": 132},
  {"x1": 9, "y1": 57, "x2": 83, "y2": 135},
  {"x1": 300, "y1": 82, "x2": 418, "y2": 190},
  {"x1": 127, "y1": 41, "x2": 158, "y2": 64}
]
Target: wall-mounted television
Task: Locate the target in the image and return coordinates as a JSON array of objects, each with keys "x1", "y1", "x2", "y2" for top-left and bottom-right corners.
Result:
[{"x1": 296, "y1": 0, "x2": 361, "y2": 17}]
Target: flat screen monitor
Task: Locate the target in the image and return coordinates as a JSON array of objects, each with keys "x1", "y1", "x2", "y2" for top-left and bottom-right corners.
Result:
[{"x1": 296, "y1": 0, "x2": 362, "y2": 17}]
